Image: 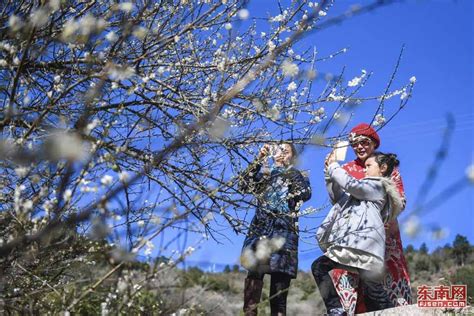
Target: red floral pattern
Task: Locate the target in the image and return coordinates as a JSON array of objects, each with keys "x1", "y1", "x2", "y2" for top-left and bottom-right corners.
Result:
[{"x1": 329, "y1": 159, "x2": 412, "y2": 313}]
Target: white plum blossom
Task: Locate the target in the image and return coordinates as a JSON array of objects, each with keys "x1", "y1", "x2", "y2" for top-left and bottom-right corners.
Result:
[
  {"x1": 201, "y1": 97, "x2": 209, "y2": 106},
  {"x1": 144, "y1": 240, "x2": 154, "y2": 256},
  {"x1": 105, "y1": 31, "x2": 118, "y2": 42},
  {"x1": 101, "y1": 302, "x2": 108, "y2": 316},
  {"x1": 466, "y1": 164, "x2": 474, "y2": 184},
  {"x1": 108, "y1": 64, "x2": 135, "y2": 81},
  {"x1": 255, "y1": 238, "x2": 272, "y2": 261},
  {"x1": 14, "y1": 166, "x2": 29, "y2": 177},
  {"x1": 0, "y1": 59, "x2": 7, "y2": 67},
  {"x1": 150, "y1": 216, "x2": 161, "y2": 225},
  {"x1": 45, "y1": 132, "x2": 90, "y2": 161},
  {"x1": 79, "y1": 15, "x2": 106, "y2": 37},
  {"x1": 287, "y1": 81, "x2": 297, "y2": 91},
  {"x1": 281, "y1": 60, "x2": 299, "y2": 77},
  {"x1": 8, "y1": 15, "x2": 23, "y2": 32},
  {"x1": 100, "y1": 174, "x2": 114, "y2": 186},
  {"x1": 383, "y1": 89, "x2": 404, "y2": 99},
  {"x1": 117, "y1": 278, "x2": 128, "y2": 293},
  {"x1": 409, "y1": 76, "x2": 417, "y2": 83},
  {"x1": 22, "y1": 200, "x2": 33, "y2": 212},
  {"x1": 224, "y1": 23, "x2": 232, "y2": 30},
  {"x1": 348, "y1": 69, "x2": 367, "y2": 87},
  {"x1": 84, "y1": 118, "x2": 101, "y2": 134},
  {"x1": 49, "y1": 0, "x2": 61, "y2": 11},
  {"x1": 30, "y1": 8, "x2": 49, "y2": 27},
  {"x1": 185, "y1": 246, "x2": 195, "y2": 255},
  {"x1": 431, "y1": 227, "x2": 449, "y2": 240},
  {"x1": 252, "y1": 99, "x2": 264, "y2": 112},
  {"x1": 267, "y1": 40, "x2": 276, "y2": 52},
  {"x1": 43, "y1": 200, "x2": 54, "y2": 214},
  {"x1": 209, "y1": 118, "x2": 229, "y2": 139},
  {"x1": 63, "y1": 189, "x2": 73, "y2": 202},
  {"x1": 132, "y1": 26, "x2": 148, "y2": 39},
  {"x1": 268, "y1": 107, "x2": 280, "y2": 120},
  {"x1": 327, "y1": 91, "x2": 343, "y2": 101},
  {"x1": 400, "y1": 91, "x2": 408, "y2": 100},
  {"x1": 403, "y1": 216, "x2": 420, "y2": 237},
  {"x1": 61, "y1": 20, "x2": 77, "y2": 41},
  {"x1": 311, "y1": 116, "x2": 322, "y2": 124},
  {"x1": 270, "y1": 14, "x2": 285, "y2": 23},
  {"x1": 270, "y1": 237, "x2": 285, "y2": 250},
  {"x1": 201, "y1": 212, "x2": 214, "y2": 224},
  {"x1": 241, "y1": 248, "x2": 258, "y2": 269},
  {"x1": 61, "y1": 15, "x2": 106, "y2": 42},
  {"x1": 319, "y1": 10, "x2": 327, "y2": 16},
  {"x1": 118, "y1": 171, "x2": 130, "y2": 183},
  {"x1": 157, "y1": 66, "x2": 166, "y2": 75},
  {"x1": 238, "y1": 9, "x2": 249, "y2": 20},
  {"x1": 216, "y1": 60, "x2": 226, "y2": 72},
  {"x1": 373, "y1": 114, "x2": 386, "y2": 126},
  {"x1": 245, "y1": 237, "x2": 286, "y2": 266},
  {"x1": 119, "y1": 2, "x2": 135, "y2": 13}
]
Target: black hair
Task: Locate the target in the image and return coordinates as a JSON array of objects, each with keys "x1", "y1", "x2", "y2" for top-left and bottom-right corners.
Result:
[
  {"x1": 279, "y1": 141, "x2": 298, "y2": 165},
  {"x1": 370, "y1": 152, "x2": 399, "y2": 177}
]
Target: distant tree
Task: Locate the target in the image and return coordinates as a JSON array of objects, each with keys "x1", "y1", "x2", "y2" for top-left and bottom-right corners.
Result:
[
  {"x1": 223, "y1": 264, "x2": 231, "y2": 273},
  {"x1": 419, "y1": 243, "x2": 429, "y2": 255},
  {"x1": 414, "y1": 255, "x2": 431, "y2": 272},
  {"x1": 453, "y1": 234, "x2": 471, "y2": 266},
  {"x1": 232, "y1": 264, "x2": 240, "y2": 273},
  {"x1": 443, "y1": 243, "x2": 452, "y2": 250},
  {"x1": 404, "y1": 244, "x2": 415, "y2": 253},
  {"x1": 450, "y1": 266, "x2": 474, "y2": 305},
  {"x1": 430, "y1": 248, "x2": 443, "y2": 273}
]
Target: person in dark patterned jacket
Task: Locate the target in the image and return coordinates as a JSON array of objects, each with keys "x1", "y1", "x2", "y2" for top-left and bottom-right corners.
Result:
[{"x1": 239, "y1": 142, "x2": 311, "y2": 316}]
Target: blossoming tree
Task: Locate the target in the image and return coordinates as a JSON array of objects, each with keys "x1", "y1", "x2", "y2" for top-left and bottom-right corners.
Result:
[{"x1": 0, "y1": 0, "x2": 414, "y2": 313}]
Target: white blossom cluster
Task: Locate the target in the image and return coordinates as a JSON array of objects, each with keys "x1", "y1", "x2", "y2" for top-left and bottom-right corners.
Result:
[{"x1": 240, "y1": 237, "x2": 286, "y2": 269}]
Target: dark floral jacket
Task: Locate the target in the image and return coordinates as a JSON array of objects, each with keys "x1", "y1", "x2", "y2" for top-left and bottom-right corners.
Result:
[{"x1": 239, "y1": 162, "x2": 311, "y2": 278}]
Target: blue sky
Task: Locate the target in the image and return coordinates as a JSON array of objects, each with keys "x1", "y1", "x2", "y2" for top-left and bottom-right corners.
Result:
[{"x1": 180, "y1": 0, "x2": 474, "y2": 271}]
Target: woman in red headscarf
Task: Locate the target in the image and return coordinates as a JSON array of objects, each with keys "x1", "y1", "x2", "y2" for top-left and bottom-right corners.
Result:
[{"x1": 329, "y1": 123, "x2": 412, "y2": 314}]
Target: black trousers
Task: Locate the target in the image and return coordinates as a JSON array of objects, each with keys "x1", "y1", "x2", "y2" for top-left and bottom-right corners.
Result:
[
  {"x1": 311, "y1": 256, "x2": 394, "y2": 313},
  {"x1": 247, "y1": 271, "x2": 292, "y2": 315}
]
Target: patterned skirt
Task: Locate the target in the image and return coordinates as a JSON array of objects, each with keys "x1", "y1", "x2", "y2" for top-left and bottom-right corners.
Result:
[{"x1": 329, "y1": 220, "x2": 412, "y2": 314}]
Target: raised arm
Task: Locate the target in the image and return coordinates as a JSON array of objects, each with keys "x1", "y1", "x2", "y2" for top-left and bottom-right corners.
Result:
[
  {"x1": 238, "y1": 144, "x2": 272, "y2": 195},
  {"x1": 327, "y1": 162, "x2": 385, "y2": 201},
  {"x1": 238, "y1": 161, "x2": 267, "y2": 195},
  {"x1": 325, "y1": 170, "x2": 345, "y2": 204}
]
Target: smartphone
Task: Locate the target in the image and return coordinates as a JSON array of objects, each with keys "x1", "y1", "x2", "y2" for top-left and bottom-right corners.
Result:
[{"x1": 334, "y1": 140, "x2": 349, "y2": 161}]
